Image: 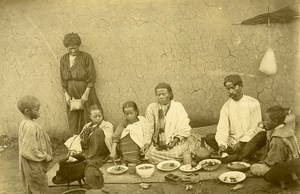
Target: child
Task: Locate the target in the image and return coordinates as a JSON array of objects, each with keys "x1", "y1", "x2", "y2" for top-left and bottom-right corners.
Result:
[
  {"x1": 110, "y1": 101, "x2": 151, "y2": 164},
  {"x1": 250, "y1": 105, "x2": 300, "y2": 176},
  {"x1": 17, "y1": 95, "x2": 52, "y2": 194},
  {"x1": 80, "y1": 104, "x2": 113, "y2": 167}
]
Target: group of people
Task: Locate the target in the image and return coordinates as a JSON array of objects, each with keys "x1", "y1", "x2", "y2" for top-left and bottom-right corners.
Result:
[{"x1": 17, "y1": 32, "x2": 300, "y2": 193}]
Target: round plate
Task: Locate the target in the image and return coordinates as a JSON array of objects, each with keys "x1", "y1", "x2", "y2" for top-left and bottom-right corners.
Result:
[
  {"x1": 198, "y1": 159, "x2": 221, "y2": 171},
  {"x1": 157, "y1": 160, "x2": 180, "y2": 171},
  {"x1": 228, "y1": 162, "x2": 251, "y2": 172},
  {"x1": 179, "y1": 164, "x2": 202, "y2": 172},
  {"x1": 107, "y1": 165, "x2": 128, "y2": 175},
  {"x1": 219, "y1": 171, "x2": 246, "y2": 184}
]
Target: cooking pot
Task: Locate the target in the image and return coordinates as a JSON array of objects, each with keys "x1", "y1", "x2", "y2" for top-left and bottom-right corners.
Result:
[{"x1": 59, "y1": 154, "x2": 87, "y2": 182}]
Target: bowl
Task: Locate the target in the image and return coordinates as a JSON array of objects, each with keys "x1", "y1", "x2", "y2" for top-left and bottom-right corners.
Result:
[
  {"x1": 136, "y1": 164, "x2": 155, "y2": 178},
  {"x1": 228, "y1": 162, "x2": 251, "y2": 172},
  {"x1": 199, "y1": 159, "x2": 221, "y2": 171}
]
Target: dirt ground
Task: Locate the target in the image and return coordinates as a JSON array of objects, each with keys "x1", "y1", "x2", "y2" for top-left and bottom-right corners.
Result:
[{"x1": 1, "y1": 143, "x2": 300, "y2": 194}]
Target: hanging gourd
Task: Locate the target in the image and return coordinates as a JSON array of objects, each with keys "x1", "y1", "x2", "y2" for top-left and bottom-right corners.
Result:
[
  {"x1": 259, "y1": 5, "x2": 278, "y2": 75},
  {"x1": 259, "y1": 47, "x2": 277, "y2": 75}
]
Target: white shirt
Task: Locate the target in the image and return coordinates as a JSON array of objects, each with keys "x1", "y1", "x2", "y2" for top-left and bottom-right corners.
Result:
[
  {"x1": 69, "y1": 55, "x2": 76, "y2": 68},
  {"x1": 215, "y1": 95, "x2": 264, "y2": 148}
]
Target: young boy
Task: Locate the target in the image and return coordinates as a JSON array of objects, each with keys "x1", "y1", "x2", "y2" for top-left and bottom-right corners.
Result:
[
  {"x1": 17, "y1": 95, "x2": 52, "y2": 194},
  {"x1": 250, "y1": 106, "x2": 300, "y2": 176},
  {"x1": 80, "y1": 104, "x2": 113, "y2": 167}
]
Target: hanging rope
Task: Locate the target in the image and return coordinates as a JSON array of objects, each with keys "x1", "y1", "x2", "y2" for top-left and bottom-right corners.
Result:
[{"x1": 268, "y1": 1, "x2": 271, "y2": 46}]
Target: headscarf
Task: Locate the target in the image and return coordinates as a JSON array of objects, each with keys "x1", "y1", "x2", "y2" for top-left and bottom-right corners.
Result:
[{"x1": 63, "y1": 32, "x2": 81, "y2": 47}]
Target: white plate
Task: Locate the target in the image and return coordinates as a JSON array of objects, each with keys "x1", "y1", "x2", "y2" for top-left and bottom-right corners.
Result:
[
  {"x1": 107, "y1": 165, "x2": 128, "y2": 175},
  {"x1": 228, "y1": 162, "x2": 251, "y2": 171},
  {"x1": 179, "y1": 164, "x2": 202, "y2": 172},
  {"x1": 157, "y1": 160, "x2": 180, "y2": 171},
  {"x1": 219, "y1": 171, "x2": 246, "y2": 184}
]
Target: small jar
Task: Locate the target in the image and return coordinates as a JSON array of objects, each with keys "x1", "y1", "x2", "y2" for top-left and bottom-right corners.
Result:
[{"x1": 128, "y1": 163, "x2": 136, "y2": 175}]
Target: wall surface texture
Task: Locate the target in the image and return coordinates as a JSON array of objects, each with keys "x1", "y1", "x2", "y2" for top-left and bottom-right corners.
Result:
[{"x1": 0, "y1": 0, "x2": 298, "y2": 139}]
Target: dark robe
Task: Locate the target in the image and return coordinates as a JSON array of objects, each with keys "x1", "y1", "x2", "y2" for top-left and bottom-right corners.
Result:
[{"x1": 60, "y1": 51, "x2": 101, "y2": 134}]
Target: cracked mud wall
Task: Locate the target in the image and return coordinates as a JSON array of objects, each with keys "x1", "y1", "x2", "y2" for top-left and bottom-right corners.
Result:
[{"x1": 0, "y1": 0, "x2": 298, "y2": 139}]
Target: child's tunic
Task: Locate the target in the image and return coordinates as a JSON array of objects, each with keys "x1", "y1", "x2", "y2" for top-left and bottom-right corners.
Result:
[{"x1": 18, "y1": 119, "x2": 52, "y2": 194}]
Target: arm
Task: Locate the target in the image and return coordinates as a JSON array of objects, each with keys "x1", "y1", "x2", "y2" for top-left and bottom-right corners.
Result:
[
  {"x1": 110, "y1": 122, "x2": 126, "y2": 159},
  {"x1": 264, "y1": 138, "x2": 289, "y2": 166},
  {"x1": 85, "y1": 53, "x2": 96, "y2": 88},
  {"x1": 111, "y1": 122, "x2": 127, "y2": 144},
  {"x1": 80, "y1": 122, "x2": 92, "y2": 149},
  {"x1": 240, "y1": 100, "x2": 262, "y2": 142},
  {"x1": 21, "y1": 123, "x2": 49, "y2": 162},
  {"x1": 172, "y1": 103, "x2": 191, "y2": 139},
  {"x1": 215, "y1": 104, "x2": 230, "y2": 148},
  {"x1": 60, "y1": 56, "x2": 68, "y2": 93},
  {"x1": 81, "y1": 53, "x2": 96, "y2": 101},
  {"x1": 145, "y1": 104, "x2": 155, "y2": 143}
]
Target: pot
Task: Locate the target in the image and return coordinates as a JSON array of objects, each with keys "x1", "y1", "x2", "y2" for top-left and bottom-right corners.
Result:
[
  {"x1": 58, "y1": 154, "x2": 87, "y2": 182},
  {"x1": 194, "y1": 137, "x2": 211, "y2": 163}
]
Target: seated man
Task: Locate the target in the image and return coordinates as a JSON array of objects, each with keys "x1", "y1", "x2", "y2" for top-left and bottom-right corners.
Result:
[
  {"x1": 251, "y1": 106, "x2": 300, "y2": 176},
  {"x1": 204, "y1": 74, "x2": 266, "y2": 163},
  {"x1": 144, "y1": 83, "x2": 191, "y2": 163}
]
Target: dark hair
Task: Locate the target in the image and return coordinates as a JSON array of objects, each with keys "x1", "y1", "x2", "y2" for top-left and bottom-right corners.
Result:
[
  {"x1": 88, "y1": 104, "x2": 104, "y2": 116},
  {"x1": 266, "y1": 105, "x2": 286, "y2": 124},
  {"x1": 223, "y1": 74, "x2": 243, "y2": 87},
  {"x1": 123, "y1": 101, "x2": 139, "y2": 116},
  {"x1": 155, "y1": 82, "x2": 174, "y2": 100},
  {"x1": 17, "y1": 95, "x2": 39, "y2": 114},
  {"x1": 63, "y1": 32, "x2": 81, "y2": 47}
]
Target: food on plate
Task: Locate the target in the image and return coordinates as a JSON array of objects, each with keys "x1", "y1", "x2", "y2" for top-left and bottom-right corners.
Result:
[
  {"x1": 191, "y1": 161, "x2": 198, "y2": 168},
  {"x1": 138, "y1": 166, "x2": 153, "y2": 170},
  {"x1": 229, "y1": 162, "x2": 248, "y2": 169},
  {"x1": 161, "y1": 162, "x2": 176, "y2": 170},
  {"x1": 223, "y1": 176, "x2": 239, "y2": 183},
  {"x1": 111, "y1": 166, "x2": 126, "y2": 173},
  {"x1": 201, "y1": 160, "x2": 218, "y2": 167}
]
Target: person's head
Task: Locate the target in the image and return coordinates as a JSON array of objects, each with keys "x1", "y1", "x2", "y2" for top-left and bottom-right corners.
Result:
[
  {"x1": 155, "y1": 82, "x2": 173, "y2": 105},
  {"x1": 63, "y1": 32, "x2": 81, "y2": 56},
  {"x1": 123, "y1": 101, "x2": 139, "y2": 123},
  {"x1": 89, "y1": 105, "x2": 104, "y2": 125},
  {"x1": 17, "y1": 95, "x2": 40, "y2": 119},
  {"x1": 223, "y1": 74, "x2": 243, "y2": 101},
  {"x1": 263, "y1": 105, "x2": 286, "y2": 131}
]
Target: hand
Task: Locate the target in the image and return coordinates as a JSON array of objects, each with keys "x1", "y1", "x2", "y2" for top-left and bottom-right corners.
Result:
[
  {"x1": 81, "y1": 92, "x2": 89, "y2": 102},
  {"x1": 110, "y1": 150, "x2": 117, "y2": 160},
  {"x1": 81, "y1": 88, "x2": 91, "y2": 102},
  {"x1": 65, "y1": 92, "x2": 71, "y2": 105},
  {"x1": 218, "y1": 145, "x2": 227, "y2": 157},
  {"x1": 167, "y1": 137, "x2": 179, "y2": 149},
  {"x1": 232, "y1": 141, "x2": 245, "y2": 153},
  {"x1": 141, "y1": 143, "x2": 150, "y2": 155},
  {"x1": 45, "y1": 154, "x2": 52, "y2": 162}
]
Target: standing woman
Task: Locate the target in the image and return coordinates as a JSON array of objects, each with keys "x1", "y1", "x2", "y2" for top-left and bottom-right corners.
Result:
[{"x1": 60, "y1": 32, "x2": 102, "y2": 135}]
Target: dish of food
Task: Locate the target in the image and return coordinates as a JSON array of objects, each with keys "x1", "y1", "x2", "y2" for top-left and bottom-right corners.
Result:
[
  {"x1": 179, "y1": 164, "x2": 202, "y2": 172},
  {"x1": 107, "y1": 165, "x2": 128, "y2": 175},
  {"x1": 199, "y1": 159, "x2": 221, "y2": 171},
  {"x1": 157, "y1": 160, "x2": 180, "y2": 171},
  {"x1": 228, "y1": 162, "x2": 251, "y2": 172},
  {"x1": 219, "y1": 171, "x2": 246, "y2": 184}
]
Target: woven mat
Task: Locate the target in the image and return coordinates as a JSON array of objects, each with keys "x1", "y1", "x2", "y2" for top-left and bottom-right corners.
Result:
[{"x1": 47, "y1": 162, "x2": 254, "y2": 185}]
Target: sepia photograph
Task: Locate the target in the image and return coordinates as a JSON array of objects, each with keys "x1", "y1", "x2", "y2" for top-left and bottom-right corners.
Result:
[{"x1": 0, "y1": 0, "x2": 300, "y2": 193}]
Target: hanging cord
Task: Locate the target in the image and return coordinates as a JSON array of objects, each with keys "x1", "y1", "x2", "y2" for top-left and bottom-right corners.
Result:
[{"x1": 267, "y1": 1, "x2": 271, "y2": 46}]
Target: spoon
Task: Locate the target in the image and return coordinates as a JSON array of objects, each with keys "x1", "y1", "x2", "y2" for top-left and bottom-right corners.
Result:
[{"x1": 113, "y1": 160, "x2": 121, "y2": 171}]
